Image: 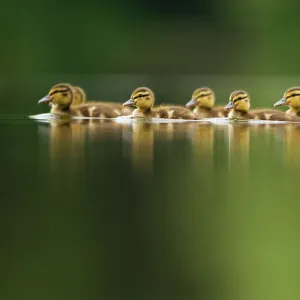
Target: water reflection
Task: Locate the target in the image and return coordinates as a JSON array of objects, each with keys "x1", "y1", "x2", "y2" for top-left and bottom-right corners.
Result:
[
  {"x1": 39, "y1": 119, "x2": 300, "y2": 174},
  {"x1": 30, "y1": 119, "x2": 300, "y2": 299},
  {"x1": 228, "y1": 123, "x2": 250, "y2": 169},
  {"x1": 189, "y1": 123, "x2": 215, "y2": 169},
  {"x1": 280, "y1": 124, "x2": 300, "y2": 167}
]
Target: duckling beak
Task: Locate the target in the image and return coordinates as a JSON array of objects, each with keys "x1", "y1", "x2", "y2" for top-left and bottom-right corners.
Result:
[
  {"x1": 225, "y1": 102, "x2": 235, "y2": 110},
  {"x1": 185, "y1": 98, "x2": 197, "y2": 108},
  {"x1": 274, "y1": 98, "x2": 288, "y2": 107},
  {"x1": 38, "y1": 95, "x2": 52, "y2": 104},
  {"x1": 123, "y1": 98, "x2": 135, "y2": 106}
]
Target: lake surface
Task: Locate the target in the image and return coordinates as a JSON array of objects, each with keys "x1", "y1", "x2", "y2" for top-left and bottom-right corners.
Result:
[{"x1": 1, "y1": 115, "x2": 300, "y2": 300}]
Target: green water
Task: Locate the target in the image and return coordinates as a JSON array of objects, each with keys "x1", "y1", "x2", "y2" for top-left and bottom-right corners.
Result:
[{"x1": 1, "y1": 115, "x2": 300, "y2": 300}]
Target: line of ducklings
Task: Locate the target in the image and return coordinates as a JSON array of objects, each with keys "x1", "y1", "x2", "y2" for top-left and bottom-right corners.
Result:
[{"x1": 37, "y1": 84, "x2": 300, "y2": 122}]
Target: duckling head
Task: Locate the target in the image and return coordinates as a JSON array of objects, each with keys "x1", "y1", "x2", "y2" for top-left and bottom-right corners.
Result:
[
  {"x1": 123, "y1": 87, "x2": 155, "y2": 110},
  {"x1": 38, "y1": 83, "x2": 74, "y2": 108},
  {"x1": 274, "y1": 87, "x2": 300, "y2": 108},
  {"x1": 225, "y1": 90, "x2": 250, "y2": 112},
  {"x1": 186, "y1": 87, "x2": 215, "y2": 109},
  {"x1": 73, "y1": 86, "x2": 87, "y2": 105}
]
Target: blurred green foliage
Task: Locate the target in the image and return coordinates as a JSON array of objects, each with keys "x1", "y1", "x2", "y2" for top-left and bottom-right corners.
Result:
[{"x1": 1, "y1": 0, "x2": 300, "y2": 75}]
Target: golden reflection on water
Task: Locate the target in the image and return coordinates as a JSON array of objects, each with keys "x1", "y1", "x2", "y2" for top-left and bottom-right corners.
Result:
[
  {"x1": 35, "y1": 119, "x2": 300, "y2": 299},
  {"x1": 228, "y1": 123, "x2": 250, "y2": 169},
  {"x1": 40, "y1": 119, "x2": 300, "y2": 173},
  {"x1": 129, "y1": 123, "x2": 154, "y2": 173},
  {"x1": 281, "y1": 124, "x2": 300, "y2": 167},
  {"x1": 189, "y1": 123, "x2": 214, "y2": 168}
]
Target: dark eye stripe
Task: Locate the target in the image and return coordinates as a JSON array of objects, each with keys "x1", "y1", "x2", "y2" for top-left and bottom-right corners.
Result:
[
  {"x1": 133, "y1": 93, "x2": 149, "y2": 99},
  {"x1": 49, "y1": 89, "x2": 69, "y2": 96},
  {"x1": 197, "y1": 93, "x2": 212, "y2": 98},
  {"x1": 286, "y1": 93, "x2": 300, "y2": 99},
  {"x1": 233, "y1": 96, "x2": 247, "y2": 103}
]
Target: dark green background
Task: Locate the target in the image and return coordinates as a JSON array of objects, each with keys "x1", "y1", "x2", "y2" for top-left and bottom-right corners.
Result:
[
  {"x1": 1, "y1": 0, "x2": 300, "y2": 115},
  {"x1": 2, "y1": 0, "x2": 300, "y2": 75},
  {"x1": 1, "y1": 2, "x2": 300, "y2": 299}
]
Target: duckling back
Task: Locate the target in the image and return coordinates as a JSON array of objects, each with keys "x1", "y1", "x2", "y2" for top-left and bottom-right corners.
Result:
[
  {"x1": 70, "y1": 103, "x2": 125, "y2": 118},
  {"x1": 211, "y1": 106, "x2": 229, "y2": 118},
  {"x1": 153, "y1": 105, "x2": 198, "y2": 120},
  {"x1": 83, "y1": 101, "x2": 133, "y2": 116},
  {"x1": 250, "y1": 109, "x2": 300, "y2": 121}
]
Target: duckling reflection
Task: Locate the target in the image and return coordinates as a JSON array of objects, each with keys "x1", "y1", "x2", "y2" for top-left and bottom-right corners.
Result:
[
  {"x1": 124, "y1": 123, "x2": 154, "y2": 173},
  {"x1": 39, "y1": 119, "x2": 86, "y2": 172},
  {"x1": 228, "y1": 123, "x2": 250, "y2": 169},
  {"x1": 187, "y1": 123, "x2": 215, "y2": 168},
  {"x1": 42, "y1": 119, "x2": 126, "y2": 171},
  {"x1": 278, "y1": 124, "x2": 300, "y2": 167},
  {"x1": 154, "y1": 122, "x2": 193, "y2": 141}
]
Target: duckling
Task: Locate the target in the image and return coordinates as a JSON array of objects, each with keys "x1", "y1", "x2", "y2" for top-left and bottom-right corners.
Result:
[
  {"x1": 274, "y1": 87, "x2": 300, "y2": 117},
  {"x1": 123, "y1": 87, "x2": 198, "y2": 120},
  {"x1": 72, "y1": 86, "x2": 87, "y2": 105},
  {"x1": 38, "y1": 83, "x2": 126, "y2": 118},
  {"x1": 185, "y1": 87, "x2": 228, "y2": 118},
  {"x1": 73, "y1": 86, "x2": 133, "y2": 115},
  {"x1": 225, "y1": 90, "x2": 300, "y2": 121}
]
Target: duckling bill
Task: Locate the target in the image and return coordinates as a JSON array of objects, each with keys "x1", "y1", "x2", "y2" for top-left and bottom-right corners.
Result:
[{"x1": 123, "y1": 87, "x2": 198, "y2": 120}]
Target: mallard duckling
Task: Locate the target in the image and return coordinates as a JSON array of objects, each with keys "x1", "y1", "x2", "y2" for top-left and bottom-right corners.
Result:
[
  {"x1": 38, "y1": 83, "x2": 126, "y2": 118},
  {"x1": 274, "y1": 87, "x2": 300, "y2": 117},
  {"x1": 185, "y1": 87, "x2": 228, "y2": 118},
  {"x1": 73, "y1": 86, "x2": 87, "y2": 105},
  {"x1": 123, "y1": 87, "x2": 198, "y2": 120},
  {"x1": 73, "y1": 86, "x2": 133, "y2": 115},
  {"x1": 225, "y1": 90, "x2": 300, "y2": 121}
]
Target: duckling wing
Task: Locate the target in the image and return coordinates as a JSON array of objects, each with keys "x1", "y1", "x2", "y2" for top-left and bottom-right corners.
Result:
[
  {"x1": 250, "y1": 108, "x2": 300, "y2": 121},
  {"x1": 212, "y1": 106, "x2": 229, "y2": 117},
  {"x1": 153, "y1": 105, "x2": 198, "y2": 120},
  {"x1": 70, "y1": 104, "x2": 122, "y2": 118}
]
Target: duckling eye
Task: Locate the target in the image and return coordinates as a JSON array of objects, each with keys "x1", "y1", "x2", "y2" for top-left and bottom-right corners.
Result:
[
  {"x1": 134, "y1": 93, "x2": 150, "y2": 99},
  {"x1": 234, "y1": 96, "x2": 247, "y2": 102},
  {"x1": 63, "y1": 93, "x2": 68, "y2": 96}
]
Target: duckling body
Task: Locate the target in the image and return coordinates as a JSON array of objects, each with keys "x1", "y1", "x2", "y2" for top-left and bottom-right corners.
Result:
[
  {"x1": 132, "y1": 105, "x2": 197, "y2": 119},
  {"x1": 123, "y1": 87, "x2": 198, "y2": 120},
  {"x1": 72, "y1": 86, "x2": 133, "y2": 116},
  {"x1": 274, "y1": 87, "x2": 300, "y2": 117},
  {"x1": 193, "y1": 106, "x2": 228, "y2": 118},
  {"x1": 73, "y1": 86, "x2": 87, "y2": 106},
  {"x1": 186, "y1": 87, "x2": 228, "y2": 118},
  {"x1": 87, "y1": 101, "x2": 133, "y2": 116},
  {"x1": 226, "y1": 90, "x2": 300, "y2": 122},
  {"x1": 228, "y1": 108, "x2": 299, "y2": 121},
  {"x1": 39, "y1": 83, "x2": 127, "y2": 118}
]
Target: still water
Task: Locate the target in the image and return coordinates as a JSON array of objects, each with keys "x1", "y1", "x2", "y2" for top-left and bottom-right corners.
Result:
[{"x1": 1, "y1": 116, "x2": 300, "y2": 300}]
